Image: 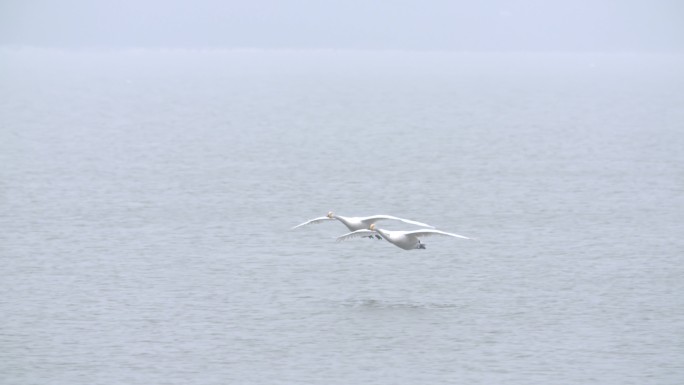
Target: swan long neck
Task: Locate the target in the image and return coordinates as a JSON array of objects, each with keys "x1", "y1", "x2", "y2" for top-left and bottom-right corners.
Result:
[{"x1": 333, "y1": 215, "x2": 351, "y2": 227}]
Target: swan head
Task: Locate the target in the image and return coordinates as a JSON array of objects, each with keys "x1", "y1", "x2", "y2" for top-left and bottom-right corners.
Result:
[
  {"x1": 327, "y1": 211, "x2": 334, "y2": 218},
  {"x1": 369, "y1": 224, "x2": 376, "y2": 230}
]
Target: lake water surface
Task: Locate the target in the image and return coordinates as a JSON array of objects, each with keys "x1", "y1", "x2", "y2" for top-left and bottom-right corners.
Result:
[{"x1": 1, "y1": 49, "x2": 683, "y2": 384}]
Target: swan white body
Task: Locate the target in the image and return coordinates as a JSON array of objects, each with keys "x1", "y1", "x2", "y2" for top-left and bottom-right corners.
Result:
[
  {"x1": 292, "y1": 212, "x2": 434, "y2": 232},
  {"x1": 336, "y1": 224, "x2": 471, "y2": 250}
]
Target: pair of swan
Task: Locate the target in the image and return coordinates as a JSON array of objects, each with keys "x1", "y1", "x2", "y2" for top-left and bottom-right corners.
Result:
[{"x1": 292, "y1": 211, "x2": 470, "y2": 250}]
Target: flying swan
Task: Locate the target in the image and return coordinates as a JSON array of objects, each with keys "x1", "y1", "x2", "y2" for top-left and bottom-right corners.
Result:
[
  {"x1": 292, "y1": 211, "x2": 434, "y2": 239},
  {"x1": 336, "y1": 223, "x2": 471, "y2": 250}
]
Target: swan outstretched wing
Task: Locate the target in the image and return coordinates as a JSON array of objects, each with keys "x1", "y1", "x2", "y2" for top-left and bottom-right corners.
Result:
[
  {"x1": 361, "y1": 215, "x2": 434, "y2": 228},
  {"x1": 404, "y1": 229, "x2": 471, "y2": 239},
  {"x1": 336, "y1": 229, "x2": 377, "y2": 242},
  {"x1": 291, "y1": 216, "x2": 335, "y2": 230}
]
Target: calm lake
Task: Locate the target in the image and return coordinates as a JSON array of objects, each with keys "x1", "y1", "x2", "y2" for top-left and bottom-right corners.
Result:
[{"x1": 1, "y1": 49, "x2": 683, "y2": 384}]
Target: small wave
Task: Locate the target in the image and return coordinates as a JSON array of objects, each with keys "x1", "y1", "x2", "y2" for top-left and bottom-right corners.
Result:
[{"x1": 338, "y1": 298, "x2": 460, "y2": 310}]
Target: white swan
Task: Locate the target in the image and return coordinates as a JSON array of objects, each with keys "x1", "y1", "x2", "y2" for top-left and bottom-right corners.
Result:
[
  {"x1": 336, "y1": 223, "x2": 471, "y2": 250},
  {"x1": 292, "y1": 211, "x2": 434, "y2": 238}
]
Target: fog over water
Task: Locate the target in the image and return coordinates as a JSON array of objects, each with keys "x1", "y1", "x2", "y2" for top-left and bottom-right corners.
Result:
[
  {"x1": 1, "y1": 2, "x2": 683, "y2": 385},
  {"x1": 1, "y1": 1, "x2": 683, "y2": 51}
]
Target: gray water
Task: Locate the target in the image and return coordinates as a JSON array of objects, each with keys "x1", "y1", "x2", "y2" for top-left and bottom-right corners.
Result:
[{"x1": 1, "y1": 49, "x2": 683, "y2": 385}]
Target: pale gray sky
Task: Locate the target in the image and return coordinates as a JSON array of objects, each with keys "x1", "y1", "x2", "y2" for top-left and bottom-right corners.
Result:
[{"x1": 1, "y1": 0, "x2": 683, "y2": 51}]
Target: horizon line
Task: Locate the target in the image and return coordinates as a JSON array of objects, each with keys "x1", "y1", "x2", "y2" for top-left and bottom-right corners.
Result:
[{"x1": 1, "y1": 45, "x2": 683, "y2": 55}]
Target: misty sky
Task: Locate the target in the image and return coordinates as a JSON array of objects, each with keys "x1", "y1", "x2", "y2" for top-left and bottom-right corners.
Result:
[{"x1": 1, "y1": 0, "x2": 683, "y2": 51}]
